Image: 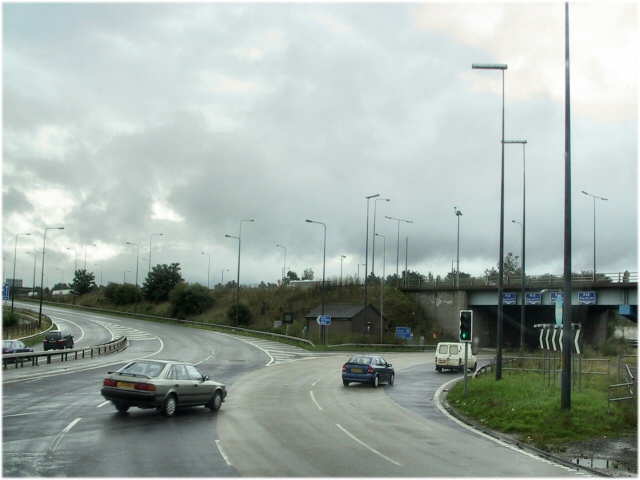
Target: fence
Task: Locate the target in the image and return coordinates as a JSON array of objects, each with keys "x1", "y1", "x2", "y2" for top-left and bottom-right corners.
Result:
[
  {"x1": 608, "y1": 364, "x2": 636, "y2": 413},
  {"x1": 2, "y1": 336, "x2": 127, "y2": 369}
]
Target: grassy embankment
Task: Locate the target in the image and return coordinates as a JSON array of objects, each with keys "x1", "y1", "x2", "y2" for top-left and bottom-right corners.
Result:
[{"x1": 447, "y1": 360, "x2": 637, "y2": 451}]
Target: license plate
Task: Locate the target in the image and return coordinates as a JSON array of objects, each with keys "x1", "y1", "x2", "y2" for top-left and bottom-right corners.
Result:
[
  {"x1": 117, "y1": 381, "x2": 135, "y2": 389},
  {"x1": 351, "y1": 368, "x2": 362, "y2": 373}
]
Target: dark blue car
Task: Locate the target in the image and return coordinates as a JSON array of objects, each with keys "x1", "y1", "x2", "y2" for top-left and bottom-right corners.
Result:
[{"x1": 342, "y1": 355, "x2": 394, "y2": 388}]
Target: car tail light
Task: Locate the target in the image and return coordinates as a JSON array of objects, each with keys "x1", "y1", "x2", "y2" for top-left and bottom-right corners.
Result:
[
  {"x1": 135, "y1": 383, "x2": 156, "y2": 392},
  {"x1": 103, "y1": 379, "x2": 117, "y2": 387},
  {"x1": 367, "y1": 366, "x2": 374, "y2": 374},
  {"x1": 342, "y1": 364, "x2": 347, "y2": 372}
]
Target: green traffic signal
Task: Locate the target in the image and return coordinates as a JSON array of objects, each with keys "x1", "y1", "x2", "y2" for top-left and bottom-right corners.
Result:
[{"x1": 459, "y1": 310, "x2": 472, "y2": 342}]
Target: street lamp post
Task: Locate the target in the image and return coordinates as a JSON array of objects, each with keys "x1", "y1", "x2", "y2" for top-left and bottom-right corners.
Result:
[
  {"x1": 83, "y1": 244, "x2": 96, "y2": 270},
  {"x1": 472, "y1": 61, "x2": 508, "y2": 380},
  {"x1": 306, "y1": 219, "x2": 326, "y2": 343},
  {"x1": 454, "y1": 207, "x2": 462, "y2": 287},
  {"x1": 66, "y1": 247, "x2": 78, "y2": 305},
  {"x1": 385, "y1": 216, "x2": 413, "y2": 286},
  {"x1": 39, "y1": 227, "x2": 64, "y2": 327},
  {"x1": 226, "y1": 219, "x2": 253, "y2": 327},
  {"x1": 125, "y1": 242, "x2": 139, "y2": 314},
  {"x1": 11, "y1": 232, "x2": 30, "y2": 314},
  {"x1": 276, "y1": 245, "x2": 286, "y2": 285},
  {"x1": 340, "y1": 255, "x2": 346, "y2": 285},
  {"x1": 201, "y1": 252, "x2": 211, "y2": 288},
  {"x1": 372, "y1": 198, "x2": 390, "y2": 275},
  {"x1": 364, "y1": 194, "x2": 380, "y2": 331},
  {"x1": 376, "y1": 233, "x2": 386, "y2": 343},
  {"x1": 404, "y1": 236, "x2": 409, "y2": 287},
  {"x1": 56, "y1": 268, "x2": 64, "y2": 285},
  {"x1": 94, "y1": 263, "x2": 102, "y2": 287},
  {"x1": 512, "y1": 220, "x2": 525, "y2": 348},
  {"x1": 221, "y1": 269, "x2": 229, "y2": 285},
  {"x1": 26, "y1": 251, "x2": 40, "y2": 298},
  {"x1": 581, "y1": 191, "x2": 608, "y2": 282},
  {"x1": 505, "y1": 139, "x2": 527, "y2": 347},
  {"x1": 149, "y1": 233, "x2": 163, "y2": 274}
]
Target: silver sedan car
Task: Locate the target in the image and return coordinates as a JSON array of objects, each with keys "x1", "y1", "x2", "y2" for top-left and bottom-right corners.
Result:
[{"x1": 101, "y1": 359, "x2": 227, "y2": 417}]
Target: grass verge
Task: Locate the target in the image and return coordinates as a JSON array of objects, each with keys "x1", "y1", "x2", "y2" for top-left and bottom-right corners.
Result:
[{"x1": 447, "y1": 371, "x2": 637, "y2": 452}]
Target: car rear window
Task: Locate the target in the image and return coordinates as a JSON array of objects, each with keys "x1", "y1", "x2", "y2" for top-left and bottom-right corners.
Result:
[
  {"x1": 347, "y1": 356, "x2": 372, "y2": 365},
  {"x1": 45, "y1": 332, "x2": 61, "y2": 340},
  {"x1": 438, "y1": 344, "x2": 448, "y2": 354},
  {"x1": 119, "y1": 361, "x2": 165, "y2": 377}
]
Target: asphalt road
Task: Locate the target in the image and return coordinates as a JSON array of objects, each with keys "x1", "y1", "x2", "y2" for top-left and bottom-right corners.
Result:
[{"x1": 3, "y1": 303, "x2": 587, "y2": 477}]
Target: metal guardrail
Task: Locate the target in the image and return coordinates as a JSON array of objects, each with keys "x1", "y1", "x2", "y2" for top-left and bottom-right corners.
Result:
[
  {"x1": 608, "y1": 364, "x2": 636, "y2": 413},
  {"x1": 2, "y1": 336, "x2": 127, "y2": 369}
]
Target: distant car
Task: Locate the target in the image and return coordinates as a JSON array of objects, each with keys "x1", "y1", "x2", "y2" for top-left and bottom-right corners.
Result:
[
  {"x1": 342, "y1": 355, "x2": 394, "y2": 388},
  {"x1": 101, "y1": 359, "x2": 227, "y2": 417},
  {"x1": 43, "y1": 330, "x2": 74, "y2": 350},
  {"x1": 2, "y1": 340, "x2": 34, "y2": 357}
]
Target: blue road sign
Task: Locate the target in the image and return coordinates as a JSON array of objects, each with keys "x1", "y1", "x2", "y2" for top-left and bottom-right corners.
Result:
[
  {"x1": 579, "y1": 291, "x2": 596, "y2": 305},
  {"x1": 2, "y1": 284, "x2": 9, "y2": 301},
  {"x1": 550, "y1": 292, "x2": 564, "y2": 303},
  {"x1": 395, "y1": 327, "x2": 411, "y2": 339},
  {"x1": 503, "y1": 292, "x2": 517, "y2": 305},
  {"x1": 317, "y1": 315, "x2": 331, "y2": 326},
  {"x1": 525, "y1": 292, "x2": 541, "y2": 305}
]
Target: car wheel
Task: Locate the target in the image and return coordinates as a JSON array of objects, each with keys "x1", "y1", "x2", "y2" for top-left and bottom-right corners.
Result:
[
  {"x1": 162, "y1": 395, "x2": 177, "y2": 417},
  {"x1": 115, "y1": 402, "x2": 130, "y2": 413},
  {"x1": 436, "y1": 366, "x2": 442, "y2": 372},
  {"x1": 209, "y1": 391, "x2": 223, "y2": 412},
  {"x1": 372, "y1": 375, "x2": 379, "y2": 388},
  {"x1": 388, "y1": 373, "x2": 395, "y2": 385},
  {"x1": 343, "y1": 380, "x2": 349, "y2": 387}
]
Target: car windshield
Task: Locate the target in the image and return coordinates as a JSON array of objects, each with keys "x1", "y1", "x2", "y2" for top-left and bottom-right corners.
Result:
[
  {"x1": 347, "y1": 356, "x2": 372, "y2": 365},
  {"x1": 118, "y1": 361, "x2": 165, "y2": 377}
]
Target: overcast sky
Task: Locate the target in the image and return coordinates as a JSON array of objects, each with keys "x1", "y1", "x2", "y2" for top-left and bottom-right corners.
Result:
[{"x1": 2, "y1": 2, "x2": 638, "y2": 289}]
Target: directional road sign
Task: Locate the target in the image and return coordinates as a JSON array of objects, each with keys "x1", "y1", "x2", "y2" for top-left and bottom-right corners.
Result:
[
  {"x1": 525, "y1": 292, "x2": 541, "y2": 305},
  {"x1": 503, "y1": 292, "x2": 517, "y2": 305},
  {"x1": 579, "y1": 291, "x2": 596, "y2": 305},
  {"x1": 316, "y1": 315, "x2": 331, "y2": 326},
  {"x1": 395, "y1": 327, "x2": 412, "y2": 339},
  {"x1": 2, "y1": 284, "x2": 9, "y2": 301}
]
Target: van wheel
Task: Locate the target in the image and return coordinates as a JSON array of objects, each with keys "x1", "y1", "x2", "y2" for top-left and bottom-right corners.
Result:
[
  {"x1": 436, "y1": 366, "x2": 442, "y2": 372},
  {"x1": 372, "y1": 375, "x2": 379, "y2": 388},
  {"x1": 471, "y1": 362, "x2": 477, "y2": 372},
  {"x1": 115, "y1": 402, "x2": 130, "y2": 413}
]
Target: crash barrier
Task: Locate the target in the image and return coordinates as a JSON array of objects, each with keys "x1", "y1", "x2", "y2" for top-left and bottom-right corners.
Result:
[
  {"x1": 608, "y1": 363, "x2": 636, "y2": 414},
  {"x1": 2, "y1": 336, "x2": 127, "y2": 369}
]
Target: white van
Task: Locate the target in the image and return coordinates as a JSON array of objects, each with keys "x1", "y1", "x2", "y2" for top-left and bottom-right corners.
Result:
[{"x1": 435, "y1": 342, "x2": 476, "y2": 372}]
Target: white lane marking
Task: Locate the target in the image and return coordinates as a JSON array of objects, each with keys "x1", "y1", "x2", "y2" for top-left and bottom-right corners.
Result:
[
  {"x1": 217, "y1": 333, "x2": 276, "y2": 366},
  {"x1": 310, "y1": 391, "x2": 323, "y2": 411},
  {"x1": 50, "y1": 316, "x2": 85, "y2": 344},
  {"x1": 311, "y1": 377, "x2": 322, "y2": 386},
  {"x1": 97, "y1": 401, "x2": 110, "y2": 408},
  {"x1": 335, "y1": 423, "x2": 402, "y2": 467},
  {"x1": 3, "y1": 411, "x2": 56, "y2": 418},
  {"x1": 215, "y1": 439, "x2": 233, "y2": 466},
  {"x1": 51, "y1": 417, "x2": 82, "y2": 452}
]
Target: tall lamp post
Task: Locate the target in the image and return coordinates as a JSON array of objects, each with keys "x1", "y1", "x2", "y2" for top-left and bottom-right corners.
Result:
[
  {"x1": 66, "y1": 247, "x2": 77, "y2": 305},
  {"x1": 340, "y1": 255, "x2": 346, "y2": 285},
  {"x1": 376, "y1": 233, "x2": 386, "y2": 343},
  {"x1": 276, "y1": 245, "x2": 286, "y2": 284},
  {"x1": 56, "y1": 268, "x2": 64, "y2": 285},
  {"x1": 125, "y1": 242, "x2": 139, "y2": 314},
  {"x1": 512, "y1": 220, "x2": 525, "y2": 348},
  {"x1": 148, "y1": 233, "x2": 163, "y2": 274},
  {"x1": 83, "y1": 244, "x2": 96, "y2": 270},
  {"x1": 472, "y1": 61, "x2": 508, "y2": 380},
  {"x1": 404, "y1": 236, "x2": 409, "y2": 287},
  {"x1": 364, "y1": 194, "x2": 380, "y2": 332},
  {"x1": 27, "y1": 251, "x2": 40, "y2": 298},
  {"x1": 505, "y1": 139, "x2": 527, "y2": 347},
  {"x1": 226, "y1": 219, "x2": 253, "y2": 327},
  {"x1": 94, "y1": 263, "x2": 102, "y2": 287},
  {"x1": 372, "y1": 197, "x2": 390, "y2": 275},
  {"x1": 201, "y1": 252, "x2": 211, "y2": 288},
  {"x1": 454, "y1": 207, "x2": 462, "y2": 287},
  {"x1": 11, "y1": 232, "x2": 30, "y2": 314},
  {"x1": 385, "y1": 216, "x2": 413, "y2": 286},
  {"x1": 39, "y1": 227, "x2": 64, "y2": 327},
  {"x1": 221, "y1": 269, "x2": 229, "y2": 285},
  {"x1": 581, "y1": 190, "x2": 607, "y2": 282},
  {"x1": 306, "y1": 219, "x2": 326, "y2": 343}
]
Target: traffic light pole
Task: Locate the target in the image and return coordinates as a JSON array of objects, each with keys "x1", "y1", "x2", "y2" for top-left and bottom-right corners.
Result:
[{"x1": 464, "y1": 342, "x2": 469, "y2": 396}]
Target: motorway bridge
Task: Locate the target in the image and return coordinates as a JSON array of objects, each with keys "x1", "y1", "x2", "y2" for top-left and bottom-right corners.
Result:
[{"x1": 401, "y1": 271, "x2": 637, "y2": 349}]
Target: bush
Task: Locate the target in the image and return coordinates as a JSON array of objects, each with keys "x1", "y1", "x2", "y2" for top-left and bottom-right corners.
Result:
[
  {"x1": 103, "y1": 282, "x2": 138, "y2": 306},
  {"x1": 170, "y1": 283, "x2": 214, "y2": 318},
  {"x1": 227, "y1": 303, "x2": 252, "y2": 326}
]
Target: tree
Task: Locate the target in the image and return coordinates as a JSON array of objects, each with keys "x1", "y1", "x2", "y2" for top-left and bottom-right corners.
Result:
[
  {"x1": 72, "y1": 269, "x2": 96, "y2": 296},
  {"x1": 302, "y1": 268, "x2": 314, "y2": 280},
  {"x1": 169, "y1": 283, "x2": 214, "y2": 318},
  {"x1": 142, "y1": 263, "x2": 184, "y2": 302},
  {"x1": 226, "y1": 303, "x2": 252, "y2": 326},
  {"x1": 104, "y1": 282, "x2": 137, "y2": 305},
  {"x1": 484, "y1": 252, "x2": 520, "y2": 279}
]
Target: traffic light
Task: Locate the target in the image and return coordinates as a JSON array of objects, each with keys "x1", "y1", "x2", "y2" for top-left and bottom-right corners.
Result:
[{"x1": 459, "y1": 310, "x2": 473, "y2": 342}]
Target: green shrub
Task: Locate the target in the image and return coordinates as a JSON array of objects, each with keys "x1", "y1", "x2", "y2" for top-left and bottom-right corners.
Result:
[
  {"x1": 170, "y1": 283, "x2": 214, "y2": 318},
  {"x1": 227, "y1": 303, "x2": 252, "y2": 326}
]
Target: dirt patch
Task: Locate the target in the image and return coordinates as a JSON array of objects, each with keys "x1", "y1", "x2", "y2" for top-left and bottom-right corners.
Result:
[{"x1": 554, "y1": 436, "x2": 637, "y2": 476}]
